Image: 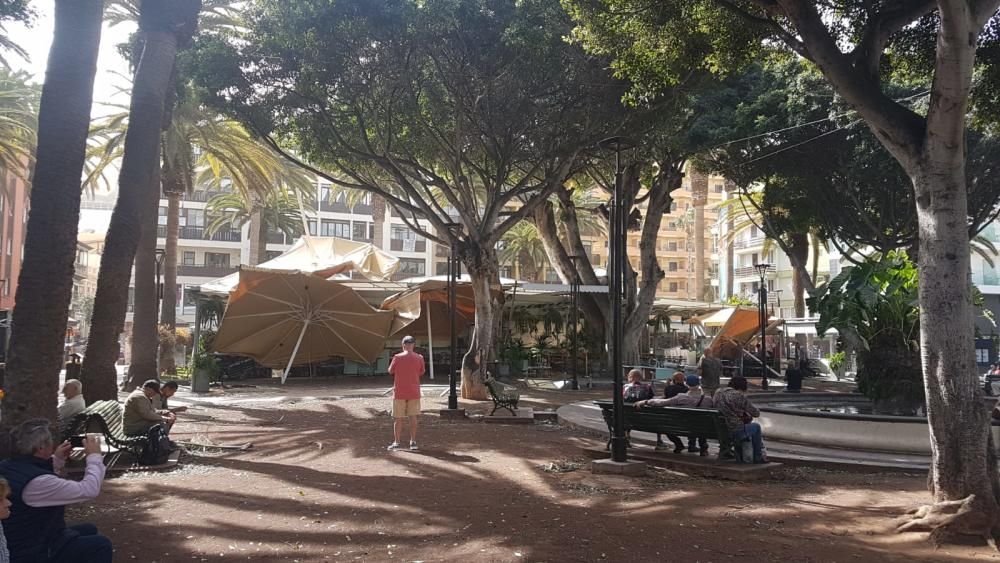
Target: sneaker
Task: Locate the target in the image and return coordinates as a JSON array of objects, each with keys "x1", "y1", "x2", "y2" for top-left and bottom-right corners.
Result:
[
  {"x1": 700, "y1": 449, "x2": 709, "y2": 457},
  {"x1": 654, "y1": 443, "x2": 669, "y2": 452},
  {"x1": 409, "y1": 441, "x2": 418, "y2": 451},
  {"x1": 387, "y1": 442, "x2": 400, "y2": 451},
  {"x1": 673, "y1": 445, "x2": 685, "y2": 454}
]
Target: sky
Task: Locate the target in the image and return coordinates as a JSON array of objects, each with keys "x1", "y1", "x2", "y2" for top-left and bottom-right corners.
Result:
[{"x1": 6, "y1": 3, "x2": 137, "y2": 232}]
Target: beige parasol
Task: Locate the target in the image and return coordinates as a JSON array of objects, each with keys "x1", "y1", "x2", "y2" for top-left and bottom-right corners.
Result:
[{"x1": 213, "y1": 267, "x2": 398, "y2": 382}]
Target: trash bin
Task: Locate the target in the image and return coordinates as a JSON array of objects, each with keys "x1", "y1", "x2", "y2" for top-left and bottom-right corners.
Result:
[{"x1": 191, "y1": 367, "x2": 210, "y2": 393}]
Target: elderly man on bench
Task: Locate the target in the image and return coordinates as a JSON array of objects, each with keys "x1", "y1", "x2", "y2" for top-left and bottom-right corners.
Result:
[{"x1": 634, "y1": 374, "x2": 714, "y2": 455}]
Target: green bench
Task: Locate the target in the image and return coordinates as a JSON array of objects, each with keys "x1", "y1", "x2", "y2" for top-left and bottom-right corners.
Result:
[
  {"x1": 594, "y1": 400, "x2": 734, "y2": 459},
  {"x1": 63, "y1": 399, "x2": 148, "y2": 459},
  {"x1": 485, "y1": 378, "x2": 520, "y2": 416}
]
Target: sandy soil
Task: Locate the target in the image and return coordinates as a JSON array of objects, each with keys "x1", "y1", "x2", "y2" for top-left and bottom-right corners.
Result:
[{"x1": 64, "y1": 376, "x2": 999, "y2": 562}]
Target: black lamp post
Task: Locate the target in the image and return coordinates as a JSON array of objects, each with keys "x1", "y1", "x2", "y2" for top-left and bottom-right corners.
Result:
[
  {"x1": 568, "y1": 255, "x2": 581, "y2": 390},
  {"x1": 444, "y1": 223, "x2": 462, "y2": 410},
  {"x1": 154, "y1": 249, "x2": 167, "y2": 303},
  {"x1": 754, "y1": 262, "x2": 771, "y2": 391},
  {"x1": 598, "y1": 135, "x2": 636, "y2": 463}
]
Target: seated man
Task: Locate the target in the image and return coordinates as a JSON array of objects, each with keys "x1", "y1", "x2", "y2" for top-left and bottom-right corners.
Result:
[
  {"x1": 123, "y1": 380, "x2": 175, "y2": 437},
  {"x1": 635, "y1": 374, "x2": 714, "y2": 455},
  {"x1": 153, "y1": 381, "x2": 188, "y2": 415},
  {"x1": 0, "y1": 419, "x2": 112, "y2": 562},
  {"x1": 713, "y1": 376, "x2": 766, "y2": 463},
  {"x1": 56, "y1": 379, "x2": 86, "y2": 432}
]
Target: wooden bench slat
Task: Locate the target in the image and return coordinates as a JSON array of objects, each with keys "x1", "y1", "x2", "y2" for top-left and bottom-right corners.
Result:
[{"x1": 594, "y1": 400, "x2": 734, "y2": 456}]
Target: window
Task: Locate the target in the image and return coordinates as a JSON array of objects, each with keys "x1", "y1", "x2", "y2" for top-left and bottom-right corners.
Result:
[
  {"x1": 668, "y1": 241, "x2": 677, "y2": 251},
  {"x1": 321, "y1": 220, "x2": 350, "y2": 238},
  {"x1": 978, "y1": 348, "x2": 990, "y2": 363},
  {"x1": 670, "y1": 201, "x2": 677, "y2": 212},
  {"x1": 320, "y1": 184, "x2": 332, "y2": 203},
  {"x1": 668, "y1": 221, "x2": 677, "y2": 229},
  {"x1": 751, "y1": 253, "x2": 759, "y2": 265},
  {"x1": 158, "y1": 206, "x2": 168, "y2": 226},
  {"x1": 6, "y1": 239, "x2": 11, "y2": 256},
  {"x1": 352, "y1": 221, "x2": 371, "y2": 241},
  {"x1": 308, "y1": 220, "x2": 317, "y2": 236},
  {"x1": 398, "y1": 258, "x2": 426, "y2": 276},
  {"x1": 391, "y1": 226, "x2": 416, "y2": 240},
  {"x1": 182, "y1": 251, "x2": 196, "y2": 266},
  {"x1": 545, "y1": 268, "x2": 560, "y2": 283},
  {"x1": 714, "y1": 183, "x2": 724, "y2": 193},
  {"x1": 668, "y1": 262, "x2": 678, "y2": 272},
  {"x1": 184, "y1": 209, "x2": 204, "y2": 227},
  {"x1": 751, "y1": 225, "x2": 760, "y2": 237},
  {"x1": 668, "y1": 282, "x2": 678, "y2": 292},
  {"x1": 205, "y1": 252, "x2": 230, "y2": 268}
]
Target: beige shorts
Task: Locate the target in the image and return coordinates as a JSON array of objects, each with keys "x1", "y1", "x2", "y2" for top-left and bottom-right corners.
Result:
[{"x1": 393, "y1": 398, "x2": 421, "y2": 418}]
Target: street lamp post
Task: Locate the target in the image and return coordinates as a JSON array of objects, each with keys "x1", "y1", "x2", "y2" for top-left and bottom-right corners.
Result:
[
  {"x1": 154, "y1": 249, "x2": 167, "y2": 304},
  {"x1": 598, "y1": 136, "x2": 636, "y2": 463},
  {"x1": 444, "y1": 223, "x2": 462, "y2": 411},
  {"x1": 754, "y1": 262, "x2": 771, "y2": 391},
  {"x1": 568, "y1": 255, "x2": 581, "y2": 391}
]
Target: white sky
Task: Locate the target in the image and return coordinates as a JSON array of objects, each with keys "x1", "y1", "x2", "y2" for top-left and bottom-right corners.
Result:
[{"x1": 6, "y1": 4, "x2": 137, "y2": 231}]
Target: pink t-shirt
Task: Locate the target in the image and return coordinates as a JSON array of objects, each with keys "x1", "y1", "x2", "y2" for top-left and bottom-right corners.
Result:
[{"x1": 389, "y1": 351, "x2": 425, "y2": 400}]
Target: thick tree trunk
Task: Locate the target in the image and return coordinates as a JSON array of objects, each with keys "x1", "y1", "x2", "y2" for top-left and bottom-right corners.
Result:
[
  {"x1": 913, "y1": 163, "x2": 1000, "y2": 539},
  {"x1": 1, "y1": 0, "x2": 103, "y2": 432},
  {"x1": 460, "y1": 244, "x2": 500, "y2": 401},
  {"x1": 123, "y1": 166, "x2": 162, "y2": 391},
  {"x1": 622, "y1": 165, "x2": 680, "y2": 365},
  {"x1": 80, "y1": 28, "x2": 179, "y2": 402}
]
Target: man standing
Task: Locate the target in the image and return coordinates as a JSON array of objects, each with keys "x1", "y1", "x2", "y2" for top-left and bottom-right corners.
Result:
[
  {"x1": 387, "y1": 335, "x2": 424, "y2": 451},
  {"x1": 0, "y1": 419, "x2": 113, "y2": 562},
  {"x1": 123, "y1": 380, "x2": 175, "y2": 436}
]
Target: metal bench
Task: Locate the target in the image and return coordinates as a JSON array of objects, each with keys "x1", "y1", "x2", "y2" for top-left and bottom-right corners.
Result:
[
  {"x1": 485, "y1": 378, "x2": 520, "y2": 416},
  {"x1": 63, "y1": 399, "x2": 148, "y2": 461},
  {"x1": 594, "y1": 400, "x2": 734, "y2": 459}
]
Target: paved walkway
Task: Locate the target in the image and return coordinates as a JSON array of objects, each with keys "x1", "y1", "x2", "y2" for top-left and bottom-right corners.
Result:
[{"x1": 557, "y1": 400, "x2": 930, "y2": 472}]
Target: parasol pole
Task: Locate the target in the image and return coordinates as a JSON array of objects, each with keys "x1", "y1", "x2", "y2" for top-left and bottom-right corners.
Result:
[
  {"x1": 426, "y1": 301, "x2": 435, "y2": 380},
  {"x1": 281, "y1": 319, "x2": 310, "y2": 384}
]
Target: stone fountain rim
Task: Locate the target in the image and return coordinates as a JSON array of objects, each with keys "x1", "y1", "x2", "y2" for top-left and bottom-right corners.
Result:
[{"x1": 749, "y1": 392, "x2": 998, "y2": 425}]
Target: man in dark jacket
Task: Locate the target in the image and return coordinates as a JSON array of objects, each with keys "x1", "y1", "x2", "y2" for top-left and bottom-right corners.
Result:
[{"x1": 0, "y1": 419, "x2": 112, "y2": 562}]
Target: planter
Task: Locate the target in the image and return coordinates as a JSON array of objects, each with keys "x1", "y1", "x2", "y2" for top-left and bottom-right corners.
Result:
[{"x1": 191, "y1": 367, "x2": 211, "y2": 393}]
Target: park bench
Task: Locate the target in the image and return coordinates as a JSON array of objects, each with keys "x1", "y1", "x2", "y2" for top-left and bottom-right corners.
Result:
[
  {"x1": 594, "y1": 400, "x2": 734, "y2": 459},
  {"x1": 485, "y1": 377, "x2": 520, "y2": 416},
  {"x1": 63, "y1": 399, "x2": 148, "y2": 460}
]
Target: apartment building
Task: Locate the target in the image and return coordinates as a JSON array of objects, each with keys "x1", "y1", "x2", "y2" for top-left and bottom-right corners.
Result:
[
  {"x1": 587, "y1": 168, "x2": 725, "y2": 300},
  {"x1": 80, "y1": 178, "x2": 435, "y2": 330}
]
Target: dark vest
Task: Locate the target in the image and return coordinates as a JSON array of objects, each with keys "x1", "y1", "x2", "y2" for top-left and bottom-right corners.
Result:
[{"x1": 0, "y1": 456, "x2": 69, "y2": 562}]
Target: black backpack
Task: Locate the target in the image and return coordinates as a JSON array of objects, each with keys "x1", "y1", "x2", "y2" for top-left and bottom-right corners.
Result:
[{"x1": 139, "y1": 423, "x2": 172, "y2": 465}]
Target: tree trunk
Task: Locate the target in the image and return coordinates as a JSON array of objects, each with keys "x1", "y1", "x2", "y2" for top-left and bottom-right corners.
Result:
[
  {"x1": 460, "y1": 244, "x2": 500, "y2": 401},
  {"x1": 786, "y1": 232, "x2": 813, "y2": 317},
  {"x1": 622, "y1": 165, "x2": 680, "y2": 365},
  {"x1": 691, "y1": 170, "x2": 708, "y2": 300},
  {"x1": 161, "y1": 191, "x2": 180, "y2": 327},
  {"x1": 913, "y1": 162, "x2": 1000, "y2": 538},
  {"x1": 123, "y1": 165, "x2": 162, "y2": 391},
  {"x1": 247, "y1": 204, "x2": 264, "y2": 265},
  {"x1": 80, "y1": 27, "x2": 180, "y2": 402},
  {"x1": 158, "y1": 188, "x2": 180, "y2": 375},
  {"x1": 1, "y1": 0, "x2": 103, "y2": 432},
  {"x1": 371, "y1": 195, "x2": 386, "y2": 250}
]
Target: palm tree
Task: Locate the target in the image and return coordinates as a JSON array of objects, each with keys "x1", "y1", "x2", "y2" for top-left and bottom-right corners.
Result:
[
  {"x1": 206, "y1": 184, "x2": 314, "y2": 262},
  {"x1": 2, "y1": 0, "x2": 102, "y2": 431},
  {"x1": 80, "y1": 0, "x2": 202, "y2": 402},
  {"x1": 0, "y1": 69, "x2": 37, "y2": 176},
  {"x1": 500, "y1": 222, "x2": 547, "y2": 281}
]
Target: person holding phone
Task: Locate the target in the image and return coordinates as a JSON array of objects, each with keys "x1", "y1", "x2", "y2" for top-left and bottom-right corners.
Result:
[{"x1": 0, "y1": 419, "x2": 113, "y2": 562}]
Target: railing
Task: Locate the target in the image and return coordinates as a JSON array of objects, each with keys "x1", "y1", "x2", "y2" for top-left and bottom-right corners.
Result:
[
  {"x1": 733, "y1": 236, "x2": 766, "y2": 250},
  {"x1": 733, "y1": 265, "x2": 775, "y2": 279},
  {"x1": 178, "y1": 264, "x2": 237, "y2": 278},
  {"x1": 266, "y1": 232, "x2": 287, "y2": 245},
  {"x1": 390, "y1": 239, "x2": 427, "y2": 253},
  {"x1": 320, "y1": 200, "x2": 352, "y2": 213},
  {"x1": 156, "y1": 225, "x2": 242, "y2": 242},
  {"x1": 184, "y1": 190, "x2": 232, "y2": 203}
]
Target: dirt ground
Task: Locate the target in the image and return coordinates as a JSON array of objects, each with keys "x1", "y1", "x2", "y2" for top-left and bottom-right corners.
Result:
[{"x1": 70, "y1": 376, "x2": 999, "y2": 562}]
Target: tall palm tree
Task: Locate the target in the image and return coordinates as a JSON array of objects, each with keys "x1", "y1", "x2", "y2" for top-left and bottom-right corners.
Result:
[
  {"x1": 2, "y1": 0, "x2": 101, "y2": 431},
  {"x1": 0, "y1": 69, "x2": 37, "y2": 176},
  {"x1": 80, "y1": 0, "x2": 202, "y2": 402}
]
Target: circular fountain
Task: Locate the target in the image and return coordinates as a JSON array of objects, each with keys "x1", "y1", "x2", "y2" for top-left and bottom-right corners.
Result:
[{"x1": 753, "y1": 392, "x2": 1000, "y2": 455}]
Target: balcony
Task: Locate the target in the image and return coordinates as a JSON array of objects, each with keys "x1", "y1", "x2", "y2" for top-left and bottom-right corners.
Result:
[
  {"x1": 178, "y1": 264, "x2": 237, "y2": 278},
  {"x1": 184, "y1": 190, "x2": 231, "y2": 203},
  {"x1": 320, "y1": 199, "x2": 352, "y2": 213},
  {"x1": 157, "y1": 225, "x2": 242, "y2": 242},
  {"x1": 390, "y1": 239, "x2": 427, "y2": 253},
  {"x1": 734, "y1": 264, "x2": 776, "y2": 279},
  {"x1": 267, "y1": 232, "x2": 287, "y2": 245},
  {"x1": 733, "y1": 236, "x2": 766, "y2": 250}
]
